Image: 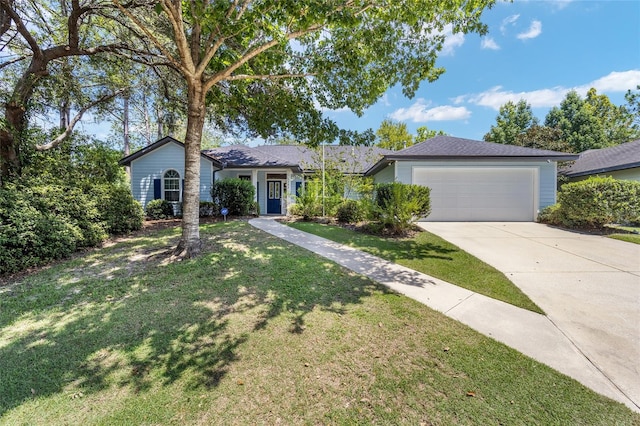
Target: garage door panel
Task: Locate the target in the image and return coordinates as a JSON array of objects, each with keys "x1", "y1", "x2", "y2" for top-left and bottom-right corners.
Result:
[{"x1": 413, "y1": 167, "x2": 536, "y2": 222}]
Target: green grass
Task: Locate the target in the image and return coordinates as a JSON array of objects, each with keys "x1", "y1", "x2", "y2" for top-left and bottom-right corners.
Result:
[
  {"x1": 609, "y1": 233, "x2": 640, "y2": 244},
  {"x1": 287, "y1": 221, "x2": 543, "y2": 314},
  {"x1": 1, "y1": 220, "x2": 637, "y2": 424}
]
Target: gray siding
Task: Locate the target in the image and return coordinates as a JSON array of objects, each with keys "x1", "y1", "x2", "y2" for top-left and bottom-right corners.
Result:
[
  {"x1": 130, "y1": 141, "x2": 215, "y2": 207},
  {"x1": 569, "y1": 168, "x2": 640, "y2": 183},
  {"x1": 373, "y1": 163, "x2": 395, "y2": 183},
  {"x1": 390, "y1": 159, "x2": 558, "y2": 212}
]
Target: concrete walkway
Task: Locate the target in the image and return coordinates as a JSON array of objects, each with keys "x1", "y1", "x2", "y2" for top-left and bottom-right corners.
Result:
[{"x1": 249, "y1": 217, "x2": 639, "y2": 412}]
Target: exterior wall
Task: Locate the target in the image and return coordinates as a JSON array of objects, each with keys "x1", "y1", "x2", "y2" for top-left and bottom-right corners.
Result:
[
  {"x1": 216, "y1": 168, "x2": 300, "y2": 215},
  {"x1": 373, "y1": 163, "x2": 395, "y2": 184},
  {"x1": 130, "y1": 142, "x2": 215, "y2": 207},
  {"x1": 391, "y1": 159, "x2": 558, "y2": 212},
  {"x1": 568, "y1": 168, "x2": 640, "y2": 182}
]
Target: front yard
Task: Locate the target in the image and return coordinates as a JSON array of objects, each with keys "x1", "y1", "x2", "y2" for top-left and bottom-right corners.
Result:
[{"x1": 1, "y1": 221, "x2": 637, "y2": 424}]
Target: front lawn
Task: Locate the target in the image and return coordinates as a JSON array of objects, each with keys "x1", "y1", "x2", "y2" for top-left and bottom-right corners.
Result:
[
  {"x1": 287, "y1": 221, "x2": 542, "y2": 313},
  {"x1": 1, "y1": 221, "x2": 636, "y2": 424},
  {"x1": 610, "y1": 233, "x2": 640, "y2": 244}
]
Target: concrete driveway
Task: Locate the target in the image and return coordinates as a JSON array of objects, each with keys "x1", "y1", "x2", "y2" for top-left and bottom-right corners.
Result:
[{"x1": 417, "y1": 222, "x2": 640, "y2": 411}]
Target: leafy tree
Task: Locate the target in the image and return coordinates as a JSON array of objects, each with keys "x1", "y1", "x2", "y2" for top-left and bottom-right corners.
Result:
[
  {"x1": 0, "y1": 0, "x2": 133, "y2": 182},
  {"x1": 515, "y1": 125, "x2": 572, "y2": 152},
  {"x1": 115, "y1": 0, "x2": 494, "y2": 257},
  {"x1": 484, "y1": 99, "x2": 539, "y2": 145},
  {"x1": 624, "y1": 85, "x2": 640, "y2": 135},
  {"x1": 415, "y1": 126, "x2": 447, "y2": 143},
  {"x1": 544, "y1": 89, "x2": 637, "y2": 152},
  {"x1": 375, "y1": 119, "x2": 414, "y2": 150}
]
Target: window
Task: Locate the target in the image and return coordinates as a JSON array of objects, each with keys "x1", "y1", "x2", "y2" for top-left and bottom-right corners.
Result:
[
  {"x1": 163, "y1": 170, "x2": 180, "y2": 202},
  {"x1": 238, "y1": 175, "x2": 251, "y2": 181}
]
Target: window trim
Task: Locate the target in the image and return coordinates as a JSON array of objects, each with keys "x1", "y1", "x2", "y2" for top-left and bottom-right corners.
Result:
[{"x1": 162, "y1": 169, "x2": 181, "y2": 202}]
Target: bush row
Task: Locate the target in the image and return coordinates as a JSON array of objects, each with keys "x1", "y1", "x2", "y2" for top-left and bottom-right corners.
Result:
[
  {"x1": 0, "y1": 183, "x2": 143, "y2": 275},
  {"x1": 290, "y1": 181, "x2": 431, "y2": 235},
  {"x1": 145, "y1": 178, "x2": 259, "y2": 220},
  {"x1": 539, "y1": 177, "x2": 640, "y2": 228}
]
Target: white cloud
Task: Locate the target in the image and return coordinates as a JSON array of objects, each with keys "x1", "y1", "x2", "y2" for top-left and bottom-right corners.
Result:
[
  {"x1": 481, "y1": 37, "x2": 500, "y2": 50},
  {"x1": 517, "y1": 20, "x2": 542, "y2": 40},
  {"x1": 390, "y1": 99, "x2": 471, "y2": 122},
  {"x1": 439, "y1": 24, "x2": 465, "y2": 56},
  {"x1": 460, "y1": 70, "x2": 640, "y2": 110},
  {"x1": 500, "y1": 14, "x2": 520, "y2": 34}
]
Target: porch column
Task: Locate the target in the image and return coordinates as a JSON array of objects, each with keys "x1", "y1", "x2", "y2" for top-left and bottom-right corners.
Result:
[{"x1": 252, "y1": 170, "x2": 258, "y2": 202}]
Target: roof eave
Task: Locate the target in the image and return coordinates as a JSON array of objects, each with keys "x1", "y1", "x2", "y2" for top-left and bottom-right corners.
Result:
[{"x1": 563, "y1": 161, "x2": 640, "y2": 177}]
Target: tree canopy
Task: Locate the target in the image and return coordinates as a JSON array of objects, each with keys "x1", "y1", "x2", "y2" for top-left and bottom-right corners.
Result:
[
  {"x1": 111, "y1": 0, "x2": 495, "y2": 256},
  {"x1": 484, "y1": 99, "x2": 539, "y2": 145}
]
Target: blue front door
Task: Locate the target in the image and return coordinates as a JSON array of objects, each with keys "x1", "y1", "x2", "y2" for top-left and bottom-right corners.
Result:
[{"x1": 267, "y1": 181, "x2": 282, "y2": 214}]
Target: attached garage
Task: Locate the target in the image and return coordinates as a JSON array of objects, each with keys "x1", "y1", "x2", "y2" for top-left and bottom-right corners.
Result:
[
  {"x1": 412, "y1": 167, "x2": 537, "y2": 221},
  {"x1": 366, "y1": 136, "x2": 578, "y2": 222}
]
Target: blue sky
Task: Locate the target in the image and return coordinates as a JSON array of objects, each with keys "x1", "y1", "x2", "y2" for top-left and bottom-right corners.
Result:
[
  {"x1": 323, "y1": 0, "x2": 640, "y2": 141},
  {"x1": 77, "y1": 0, "x2": 639, "y2": 145}
]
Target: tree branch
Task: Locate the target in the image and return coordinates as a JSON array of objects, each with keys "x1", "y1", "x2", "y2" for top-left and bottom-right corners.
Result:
[
  {"x1": 225, "y1": 72, "x2": 316, "y2": 81},
  {"x1": 35, "y1": 89, "x2": 126, "y2": 151},
  {"x1": 111, "y1": 0, "x2": 186, "y2": 74}
]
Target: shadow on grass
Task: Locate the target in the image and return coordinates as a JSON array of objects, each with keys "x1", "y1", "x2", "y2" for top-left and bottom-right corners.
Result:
[
  {"x1": 289, "y1": 221, "x2": 459, "y2": 262},
  {"x1": 0, "y1": 221, "x2": 381, "y2": 415}
]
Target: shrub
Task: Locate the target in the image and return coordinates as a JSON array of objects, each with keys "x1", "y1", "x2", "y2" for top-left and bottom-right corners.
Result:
[
  {"x1": 545, "y1": 177, "x2": 640, "y2": 228},
  {"x1": 0, "y1": 183, "x2": 109, "y2": 275},
  {"x1": 199, "y1": 201, "x2": 217, "y2": 217},
  {"x1": 372, "y1": 182, "x2": 431, "y2": 234},
  {"x1": 336, "y1": 199, "x2": 364, "y2": 223},
  {"x1": 93, "y1": 185, "x2": 144, "y2": 234},
  {"x1": 146, "y1": 199, "x2": 175, "y2": 220},
  {"x1": 292, "y1": 181, "x2": 323, "y2": 220},
  {"x1": 211, "y1": 178, "x2": 256, "y2": 216},
  {"x1": 27, "y1": 185, "x2": 107, "y2": 247}
]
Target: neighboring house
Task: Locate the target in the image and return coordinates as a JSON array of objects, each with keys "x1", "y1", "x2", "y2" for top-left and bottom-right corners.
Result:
[
  {"x1": 119, "y1": 136, "x2": 391, "y2": 215},
  {"x1": 365, "y1": 136, "x2": 578, "y2": 221},
  {"x1": 561, "y1": 139, "x2": 640, "y2": 182},
  {"x1": 120, "y1": 135, "x2": 577, "y2": 221}
]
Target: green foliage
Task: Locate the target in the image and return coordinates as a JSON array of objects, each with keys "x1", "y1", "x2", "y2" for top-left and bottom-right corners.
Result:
[
  {"x1": 544, "y1": 89, "x2": 637, "y2": 152},
  {"x1": 371, "y1": 182, "x2": 431, "y2": 234},
  {"x1": 290, "y1": 181, "x2": 323, "y2": 220},
  {"x1": 415, "y1": 126, "x2": 447, "y2": 143},
  {"x1": 199, "y1": 201, "x2": 218, "y2": 217},
  {"x1": 211, "y1": 178, "x2": 256, "y2": 216},
  {"x1": 92, "y1": 185, "x2": 144, "y2": 234},
  {"x1": 0, "y1": 183, "x2": 110, "y2": 275},
  {"x1": 484, "y1": 100, "x2": 539, "y2": 145},
  {"x1": 539, "y1": 177, "x2": 640, "y2": 228},
  {"x1": 22, "y1": 136, "x2": 126, "y2": 189},
  {"x1": 336, "y1": 200, "x2": 364, "y2": 223},
  {"x1": 375, "y1": 119, "x2": 414, "y2": 151},
  {"x1": 145, "y1": 199, "x2": 175, "y2": 220}
]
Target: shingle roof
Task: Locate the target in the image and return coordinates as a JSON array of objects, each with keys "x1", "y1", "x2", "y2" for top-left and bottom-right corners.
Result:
[
  {"x1": 365, "y1": 136, "x2": 578, "y2": 175},
  {"x1": 392, "y1": 135, "x2": 577, "y2": 158},
  {"x1": 118, "y1": 136, "x2": 225, "y2": 168},
  {"x1": 203, "y1": 145, "x2": 300, "y2": 168},
  {"x1": 561, "y1": 139, "x2": 640, "y2": 177},
  {"x1": 205, "y1": 144, "x2": 392, "y2": 174}
]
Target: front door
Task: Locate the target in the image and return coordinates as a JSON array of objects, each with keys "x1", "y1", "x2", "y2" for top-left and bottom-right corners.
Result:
[{"x1": 267, "y1": 180, "x2": 282, "y2": 214}]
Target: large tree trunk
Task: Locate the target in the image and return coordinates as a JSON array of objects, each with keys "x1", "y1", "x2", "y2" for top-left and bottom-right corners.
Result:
[{"x1": 175, "y1": 80, "x2": 206, "y2": 258}]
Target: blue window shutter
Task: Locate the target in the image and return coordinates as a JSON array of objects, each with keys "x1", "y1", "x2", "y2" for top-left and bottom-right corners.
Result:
[
  {"x1": 154, "y1": 179, "x2": 161, "y2": 199},
  {"x1": 295, "y1": 181, "x2": 302, "y2": 197},
  {"x1": 182, "y1": 179, "x2": 185, "y2": 199}
]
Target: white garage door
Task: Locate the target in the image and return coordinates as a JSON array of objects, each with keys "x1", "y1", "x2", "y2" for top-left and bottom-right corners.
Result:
[{"x1": 413, "y1": 167, "x2": 537, "y2": 221}]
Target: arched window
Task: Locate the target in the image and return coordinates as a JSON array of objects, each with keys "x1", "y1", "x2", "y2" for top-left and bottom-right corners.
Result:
[{"x1": 163, "y1": 170, "x2": 180, "y2": 201}]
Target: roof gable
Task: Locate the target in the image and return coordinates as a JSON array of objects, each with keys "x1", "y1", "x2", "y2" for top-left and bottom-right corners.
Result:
[
  {"x1": 118, "y1": 136, "x2": 225, "y2": 168},
  {"x1": 562, "y1": 139, "x2": 640, "y2": 177}
]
